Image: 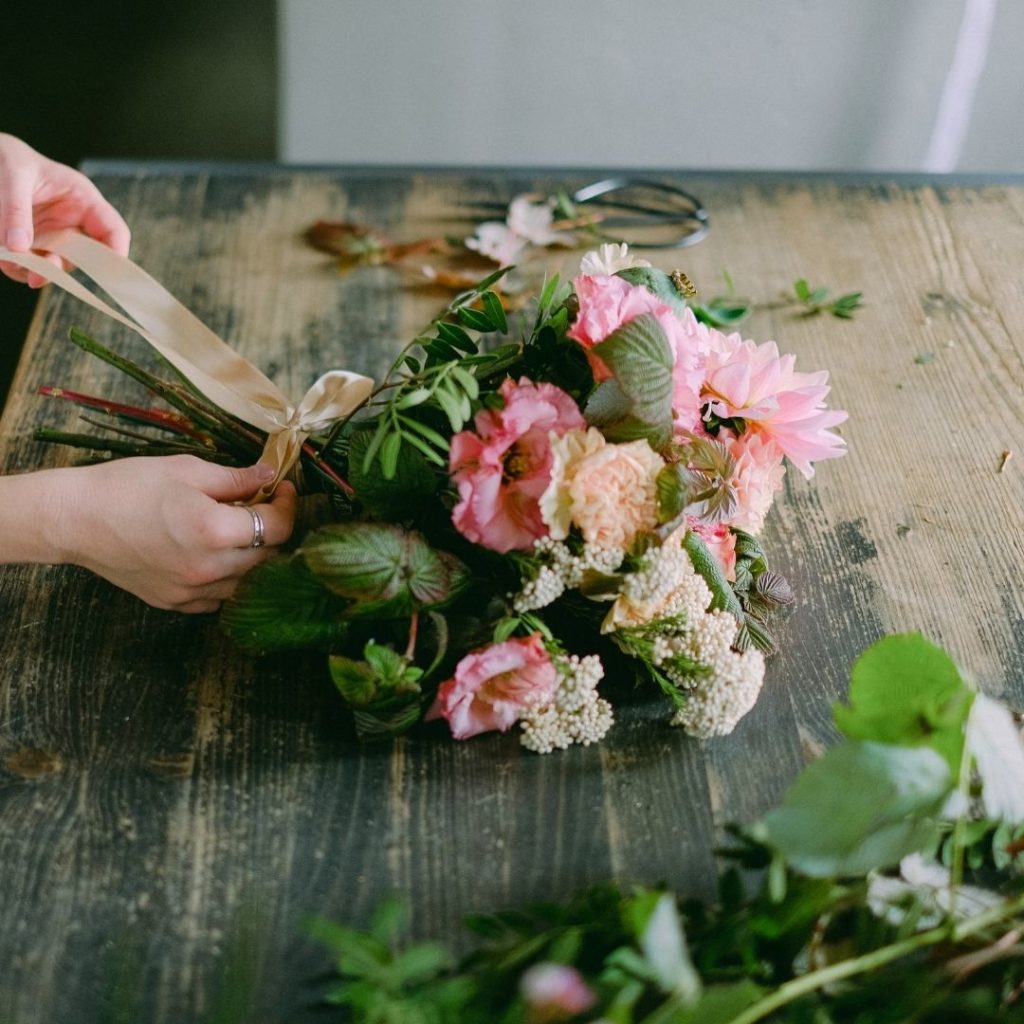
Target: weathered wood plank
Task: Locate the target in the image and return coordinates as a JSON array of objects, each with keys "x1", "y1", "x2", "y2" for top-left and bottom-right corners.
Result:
[{"x1": 0, "y1": 168, "x2": 1022, "y2": 1023}]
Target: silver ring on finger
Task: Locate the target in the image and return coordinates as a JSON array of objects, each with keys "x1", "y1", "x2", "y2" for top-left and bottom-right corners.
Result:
[{"x1": 245, "y1": 506, "x2": 266, "y2": 549}]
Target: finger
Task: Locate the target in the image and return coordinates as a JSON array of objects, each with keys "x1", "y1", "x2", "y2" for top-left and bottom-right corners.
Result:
[
  {"x1": 0, "y1": 157, "x2": 35, "y2": 251},
  {"x1": 192, "y1": 460, "x2": 278, "y2": 503},
  {"x1": 0, "y1": 259, "x2": 31, "y2": 284},
  {"x1": 210, "y1": 490, "x2": 296, "y2": 552},
  {"x1": 80, "y1": 195, "x2": 131, "y2": 256}
]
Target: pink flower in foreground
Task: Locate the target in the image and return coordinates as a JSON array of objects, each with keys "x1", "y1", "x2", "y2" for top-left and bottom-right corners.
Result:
[
  {"x1": 426, "y1": 635, "x2": 557, "y2": 740},
  {"x1": 519, "y1": 962, "x2": 597, "y2": 1021},
  {"x1": 568, "y1": 275, "x2": 705, "y2": 431},
  {"x1": 701, "y1": 329, "x2": 847, "y2": 478},
  {"x1": 449, "y1": 378, "x2": 585, "y2": 553}
]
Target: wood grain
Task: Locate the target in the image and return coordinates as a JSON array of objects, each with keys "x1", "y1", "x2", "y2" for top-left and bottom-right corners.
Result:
[{"x1": 1, "y1": 167, "x2": 1023, "y2": 1023}]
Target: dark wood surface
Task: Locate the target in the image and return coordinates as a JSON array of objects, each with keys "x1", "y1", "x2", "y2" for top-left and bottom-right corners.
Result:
[{"x1": 1, "y1": 165, "x2": 1023, "y2": 1023}]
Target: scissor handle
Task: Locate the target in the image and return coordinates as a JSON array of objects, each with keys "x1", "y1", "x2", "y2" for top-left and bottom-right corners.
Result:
[{"x1": 570, "y1": 177, "x2": 709, "y2": 249}]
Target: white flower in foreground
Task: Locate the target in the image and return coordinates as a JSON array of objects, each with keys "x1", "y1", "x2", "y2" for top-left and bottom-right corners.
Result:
[
  {"x1": 506, "y1": 194, "x2": 574, "y2": 247},
  {"x1": 579, "y1": 242, "x2": 652, "y2": 277},
  {"x1": 867, "y1": 853, "x2": 1002, "y2": 930},
  {"x1": 966, "y1": 693, "x2": 1024, "y2": 823},
  {"x1": 465, "y1": 221, "x2": 526, "y2": 266}
]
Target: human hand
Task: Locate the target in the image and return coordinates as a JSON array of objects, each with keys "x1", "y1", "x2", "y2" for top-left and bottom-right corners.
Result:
[
  {"x1": 54, "y1": 456, "x2": 298, "y2": 613},
  {"x1": 0, "y1": 133, "x2": 131, "y2": 288}
]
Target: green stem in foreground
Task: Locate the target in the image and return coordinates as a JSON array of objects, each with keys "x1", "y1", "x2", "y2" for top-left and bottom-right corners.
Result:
[{"x1": 724, "y1": 891, "x2": 1024, "y2": 1024}]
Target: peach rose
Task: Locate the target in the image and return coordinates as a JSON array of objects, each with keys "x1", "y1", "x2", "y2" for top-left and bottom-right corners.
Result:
[{"x1": 562, "y1": 436, "x2": 664, "y2": 550}]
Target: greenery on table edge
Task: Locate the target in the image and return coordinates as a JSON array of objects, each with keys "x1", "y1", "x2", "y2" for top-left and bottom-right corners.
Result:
[{"x1": 309, "y1": 633, "x2": 1024, "y2": 1024}]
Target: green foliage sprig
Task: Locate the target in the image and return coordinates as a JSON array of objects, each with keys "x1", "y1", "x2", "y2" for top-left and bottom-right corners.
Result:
[{"x1": 312, "y1": 634, "x2": 1024, "y2": 1023}]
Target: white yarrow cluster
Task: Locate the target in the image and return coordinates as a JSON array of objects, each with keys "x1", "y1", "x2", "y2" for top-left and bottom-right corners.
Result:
[
  {"x1": 604, "y1": 536, "x2": 765, "y2": 738},
  {"x1": 512, "y1": 537, "x2": 624, "y2": 613},
  {"x1": 520, "y1": 654, "x2": 613, "y2": 753}
]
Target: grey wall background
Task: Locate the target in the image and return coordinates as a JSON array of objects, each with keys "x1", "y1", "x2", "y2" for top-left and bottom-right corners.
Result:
[{"x1": 279, "y1": 0, "x2": 1021, "y2": 173}]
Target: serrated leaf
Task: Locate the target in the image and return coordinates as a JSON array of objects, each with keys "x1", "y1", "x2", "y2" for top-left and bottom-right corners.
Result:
[
  {"x1": 683, "y1": 530, "x2": 743, "y2": 618},
  {"x1": 591, "y1": 314, "x2": 674, "y2": 446},
  {"x1": 762, "y1": 741, "x2": 951, "y2": 877},
  {"x1": 753, "y1": 569, "x2": 794, "y2": 606},
  {"x1": 302, "y1": 523, "x2": 469, "y2": 616},
  {"x1": 349, "y1": 428, "x2": 439, "y2": 518},
  {"x1": 220, "y1": 556, "x2": 350, "y2": 652},
  {"x1": 328, "y1": 655, "x2": 378, "y2": 705}
]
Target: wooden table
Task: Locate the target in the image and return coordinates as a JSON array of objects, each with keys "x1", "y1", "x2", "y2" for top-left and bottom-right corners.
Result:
[{"x1": 1, "y1": 165, "x2": 1023, "y2": 1023}]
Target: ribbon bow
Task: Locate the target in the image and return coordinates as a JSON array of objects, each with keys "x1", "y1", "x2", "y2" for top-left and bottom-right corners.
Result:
[{"x1": 0, "y1": 230, "x2": 374, "y2": 499}]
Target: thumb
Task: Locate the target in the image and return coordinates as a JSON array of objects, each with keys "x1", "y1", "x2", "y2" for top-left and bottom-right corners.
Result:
[
  {"x1": 196, "y1": 461, "x2": 277, "y2": 502},
  {"x1": 0, "y1": 162, "x2": 35, "y2": 252}
]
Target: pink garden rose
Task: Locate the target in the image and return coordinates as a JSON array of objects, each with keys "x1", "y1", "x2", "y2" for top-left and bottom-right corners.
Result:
[
  {"x1": 689, "y1": 520, "x2": 738, "y2": 581},
  {"x1": 449, "y1": 378, "x2": 585, "y2": 553},
  {"x1": 568, "y1": 275, "x2": 706, "y2": 432},
  {"x1": 701, "y1": 329, "x2": 847, "y2": 478},
  {"x1": 426, "y1": 634, "x2": 558, "y2": 739}
]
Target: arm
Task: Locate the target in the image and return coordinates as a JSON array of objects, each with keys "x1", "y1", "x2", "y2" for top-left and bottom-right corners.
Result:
[{"x1": 0, "y1": 456, "x2": 297, "y2": 613}]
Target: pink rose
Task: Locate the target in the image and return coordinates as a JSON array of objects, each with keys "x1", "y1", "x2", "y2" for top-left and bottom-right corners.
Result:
[
  {"x1": 426, "y1": 634, "x2": 558, "y2": 739},
  {"x1": 449, "y1": 378, "x2": 585, "y2": 553},
  {"x1": 689, "y1": 520, "x2": 737, "y2": 581},
  {"x1": 568, "y1": 275, "x2": 706, "y2": 432},
  {"x1": 520, "y1": 962, "x2": 596, "y2": 1021}
]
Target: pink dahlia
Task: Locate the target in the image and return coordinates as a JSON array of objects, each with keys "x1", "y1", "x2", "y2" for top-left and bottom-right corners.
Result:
[
  {"x1": 449, "y1": 377, "x2": 585, "y2": 553},
  {"x1": 426, "y1": 634, "x2": 558, "y2": 739},
  {"x1": 568, "y1": 275, "x2": 706, "y2": 432},
  {"x1": 722, "y1": 429, "x2": 786, "y2": 534},
  {"x1": 702, "y1": 330, "x2": 847, "y2": 478}
]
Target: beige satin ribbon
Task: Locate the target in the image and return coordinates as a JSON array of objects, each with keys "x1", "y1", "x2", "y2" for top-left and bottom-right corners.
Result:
[{"x1": 0, "y1": 230, "x2": 374, "y2": 499}]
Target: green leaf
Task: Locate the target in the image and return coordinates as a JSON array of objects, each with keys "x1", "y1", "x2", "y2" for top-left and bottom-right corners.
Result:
[
  {"x1": 615, "y1": 266, "x2": 690, "y2": 316},
  {"x1": 682, "y1": 531, "x2": 742, "y2": 618},
  {"x1": 220, "y1": 556, "x2": 349, "y2": 653},
  {"x1": 680, "y1": 981, "x2": 763, "y2": 1024},
  {"x1": 380, "y1": 431, "x2": 402, "y2": 479},
  {"x1": 302, "y1": 523, "x2": 468, "y2": 616},
  {"x1": 762, "y1": 740, "x2": 951, "y2": 876},
  {"x1": 436, "y1": 321, "x2": 476, "y2": 353},
  {"x1": 349, "y1": 429, "x2": 439, "y2": 520},
  {"x1": 328, "y1": 655, "x2": 378, "y2": 705},
  {"x1": 794, "y1": 278, "x2": 811, "y2": 302},
  {"x1": 306, "y1": 917, "x2": 388, "y2": 976},
  {"x1": 833, "y1": 632, "x2": 974, "y2": 776},
  {"x1": 455, "y1": 306, "x2": 494, "y2": 332},
  {"x1": 371, "y1": 897, "x2": 408, "y2": 944},
  {"x1": 591, "y1": 314, "x2": 674, "y2": 448},
  {"x1": 389, "y1": 943, "x2": 450, "y2": 984},
  {"x1": 482, "y1": 290, "x2": 508, "y2": 333}
]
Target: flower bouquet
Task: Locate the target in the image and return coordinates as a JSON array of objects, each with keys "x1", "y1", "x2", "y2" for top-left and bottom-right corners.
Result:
[{"x1": 35, "y1": 240, "x2": 846, "y2": 751}]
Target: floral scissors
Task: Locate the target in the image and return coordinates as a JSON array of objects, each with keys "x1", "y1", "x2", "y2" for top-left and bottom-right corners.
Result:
[
  {"x1": 566, "y1": 177, "x2": 709, "y2": 249},
  {"x1": 464, "y1": 177, "x2": 710, "y2": 250}
]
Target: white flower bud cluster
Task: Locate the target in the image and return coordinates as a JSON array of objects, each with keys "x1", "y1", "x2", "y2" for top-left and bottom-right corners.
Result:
[
  {"x1": 605, "y1": 535, "x2": 766, "y2": 738},
  {"x1": 671, "y1": 644, "x2": 765, "y2": 739},
  {"x1": 520, "y1": 654, "x2": 614, "y2": 753},
  {"x1": 512, "y1": 537, "x2": 624, "y2": 613}
]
